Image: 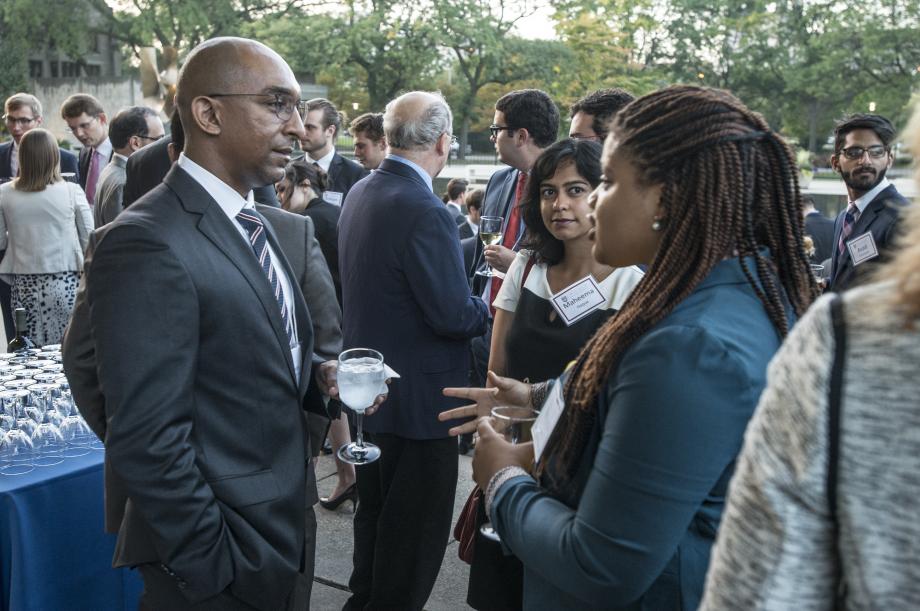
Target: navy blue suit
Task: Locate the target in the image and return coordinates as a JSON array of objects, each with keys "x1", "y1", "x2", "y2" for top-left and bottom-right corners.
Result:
[
  {"x1": 0, "y1": 139, "x2": 81, "y2": 340},
  {"x1": 338, "y1": 157, "x2": 488, "y2": 610},
  {"x1": 828, "y1": 184, "x2": 909, "y2": 292}
]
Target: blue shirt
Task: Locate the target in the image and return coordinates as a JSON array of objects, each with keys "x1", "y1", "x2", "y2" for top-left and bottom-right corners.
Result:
[
  {"x1": 386, "y1": 154, "x2": 432, "y2": 192},
  {"x1": 491, "y1": 255, "x2": 794, "y2": 610}
]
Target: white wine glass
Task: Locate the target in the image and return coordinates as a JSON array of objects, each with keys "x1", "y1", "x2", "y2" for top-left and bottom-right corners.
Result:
[
  {"x1": 336, "y1": 348, "x2": 386, "y2": 465},
  {"x1": 475, "y1": 216, "x2": 504, "y2": 278},
  {"x1": 479, "y1": 406, "x2": 540, "y2": 543}
]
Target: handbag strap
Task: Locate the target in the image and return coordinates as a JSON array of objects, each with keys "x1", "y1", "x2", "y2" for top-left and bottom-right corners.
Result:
[
  {"x1": 520, "y1": 255, "x2": 536, "y2": 290},
  {"x1": 827, "y1": 293, "x2": 847, "y2": 604}
]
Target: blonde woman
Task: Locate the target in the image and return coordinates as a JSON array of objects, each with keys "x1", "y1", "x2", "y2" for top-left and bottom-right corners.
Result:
[
  {"x1": 0, "y1": 129, "x2": 92, "y2": 345},
  {"x1": 701, "y1": 103, "x2": 920, "y2": 608}
]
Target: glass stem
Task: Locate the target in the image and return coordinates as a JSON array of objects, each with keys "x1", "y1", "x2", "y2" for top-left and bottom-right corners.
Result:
[{"x1": 355, "y1": 412, "x2": 365, "y2": 449}]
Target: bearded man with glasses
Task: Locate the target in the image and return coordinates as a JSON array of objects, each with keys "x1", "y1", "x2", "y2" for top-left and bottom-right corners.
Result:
[{"x1": 828, "y1": 113, "x2": 910, "y2": 292}]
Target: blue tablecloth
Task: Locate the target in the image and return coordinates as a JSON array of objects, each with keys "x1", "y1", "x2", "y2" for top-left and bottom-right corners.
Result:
[{"x1": 0, "y1": 451, "x2": 142, "y2": 611}]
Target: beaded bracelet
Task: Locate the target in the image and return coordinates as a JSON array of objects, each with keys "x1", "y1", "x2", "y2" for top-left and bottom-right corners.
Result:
[
  {"x1": 529, "y1": 380, "x2": 551, "y2": 410},
  {"x1": 484, "y1": 465, "x2": 532, "y2": 516}
]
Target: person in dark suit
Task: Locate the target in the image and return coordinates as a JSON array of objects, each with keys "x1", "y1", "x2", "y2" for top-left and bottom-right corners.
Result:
[
  {"x1": 350, "y1": 112, "x2": 387, "y2": 170},
  {"x1": 802, "y1": 196, "x2": 835, "y2": 264},
  {"x1": 338, "y1": 91, "x2": 489, "y2": 610},
  {"x1": 61, "y1": 94, "x2": 112, "y2": 203},
  {"x1": 302, "y1": 98, "x2": 368, "y2": 207},
  {"x1": 443, "y1": 177, "x2": 469, "y2": 225},
  {"x1": 827, "y1": 114, "x2": 910, "y2": 292},
  {"x1": 73, "y1": 37, "x2": 342, "y2": 610},
  {"x1": 458, "y1": 187, "x2": 483, "y2": 242},
  {"x1": 276, "y1": 158, "x2": 341, "y2": 302},
  {"x1": 63, "y1": 96, "x2": 343, "y2": 607},
  {"x1": 0, "y1": 92, "x2": 81, "y2": 340}
]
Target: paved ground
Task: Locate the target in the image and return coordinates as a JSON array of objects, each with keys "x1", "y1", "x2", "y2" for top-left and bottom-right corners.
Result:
[{"x1": 310, "y1": 450, "x2": 477, "y2": 610}]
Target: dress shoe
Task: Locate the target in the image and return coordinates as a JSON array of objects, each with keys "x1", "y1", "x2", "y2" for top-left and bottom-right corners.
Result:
[{"x1": 319, "y1": 483, "x2": 357, "y2": 512}]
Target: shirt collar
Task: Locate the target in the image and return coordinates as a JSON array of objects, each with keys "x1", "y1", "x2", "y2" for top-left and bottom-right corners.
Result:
[
  {"x1": 446, "y1": 201, "x2": 461, "y2": 215},
  {"x1": 94, "y1": 138, "x2": 113, "y2": 160},
  {"x1": 177, "y1": 153, "x2": 255, "y2": 217},
  {"x1": 386, "y1": 154, "x2": 432, "y2": 192},
  {"x1": 113, "y1": 153, "x2": 129, "y2": 164},
  {"x1": 308, "y1": 148, "x2": 336, "y2": 173},
  {"x1": 851, "y1": 177, "x2": 890, "y2": 214}
]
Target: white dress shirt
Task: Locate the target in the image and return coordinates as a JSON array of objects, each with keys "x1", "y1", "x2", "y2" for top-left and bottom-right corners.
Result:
[
  {"x1": 177, "y1": 153, "x2": 301, "y2": 377},
  {"x1": 308, "y1": 148, "x2": 335, "y2": 173},
  {"x1": 851, "y1": 177, "x2": 891, "y2": 216}
]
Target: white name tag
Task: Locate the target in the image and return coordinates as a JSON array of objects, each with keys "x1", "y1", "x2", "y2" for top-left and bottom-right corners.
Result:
[
  {"x1": 532, "y1": 381, "x2": 564, "y2": 463},
  {"x1": 846, "y1": 232, "x2": 879, "y2": 267},
  {"x1": 323, "y1": 191, "x2": 344, "y2": 206},
  {"x1": 550, "y1": 276, "x2": 605, "y2": 326}
]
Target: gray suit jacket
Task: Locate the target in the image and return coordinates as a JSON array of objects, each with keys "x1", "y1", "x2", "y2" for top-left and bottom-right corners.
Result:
[
  {"x1": 62, "y1": 166, "x2": 336, "y2": 609},
  {"x1": 93, "y1": 155, "x2": 127, "y2": 227},
  {"x1": 64, "y1": 199, "x2": 342, "y2": 533}
]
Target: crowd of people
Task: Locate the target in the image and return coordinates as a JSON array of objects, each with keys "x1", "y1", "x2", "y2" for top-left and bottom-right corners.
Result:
[{"x1": 1, "y1": 33, "x2": 917, "y2": 610}]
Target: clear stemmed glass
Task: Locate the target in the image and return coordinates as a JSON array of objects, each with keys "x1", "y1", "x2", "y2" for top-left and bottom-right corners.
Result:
[
  {"x1": 29, "y1": 383, "x2": 64, "y2": 467},
  {"x1": 479, "y1": 406, "x2": 540, "y2": 543},
  {"x1": 336, "y1": 348, "x2": 385, "y2": 465},
  {"x1": 474, "y1": 216, "x2": 504, "y2": 278},
  {"x1": 0, "y1": 390, "x2": 34, "y2": 475}
]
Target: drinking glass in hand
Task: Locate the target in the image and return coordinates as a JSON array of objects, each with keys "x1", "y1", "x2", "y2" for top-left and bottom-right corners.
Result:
[
  {"x1": 336, "y1": 348, "x2": 385, "y2": 465},
  {"x1": 475, "y1": 216, "x2": 504, "y2": 278},
  {"x1": 480, "y1": 406, "x2": 540, "y2": 543}
]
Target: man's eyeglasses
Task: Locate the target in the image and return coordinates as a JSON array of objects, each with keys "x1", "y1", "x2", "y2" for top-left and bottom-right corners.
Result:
[
  {"x1": 489, "y1": 124, "x2": 517, "y2": 138},
  {"x1": 136, "y1": 134, "x2": 165, "y2": 143},
  {"x1": 65, "y1": 115, "x2": 100, "y2": 134},
  {"x1": 3, "y1": 115, "x2": 37, "y2": 127},
  {"x1": 207, "y1": 93, "x2": 306, "y2": 123},
  {"x1": 839, "y1": 145, "x2": 889, "y2": 160}
]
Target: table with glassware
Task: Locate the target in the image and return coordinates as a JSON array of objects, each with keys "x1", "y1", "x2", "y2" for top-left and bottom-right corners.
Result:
[{"x1": 0, "y1": 346, "x2": 142, "y2": 611}]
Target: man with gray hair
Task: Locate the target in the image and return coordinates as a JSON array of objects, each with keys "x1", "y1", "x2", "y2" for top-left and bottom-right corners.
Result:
[{"x1": 338, "y1": 91, "x2": 489, "y2": 610}]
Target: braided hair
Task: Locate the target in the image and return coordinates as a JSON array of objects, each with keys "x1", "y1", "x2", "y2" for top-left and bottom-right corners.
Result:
[{"x1": 535, "y1": 86, "x2": 819, "y2": 505}]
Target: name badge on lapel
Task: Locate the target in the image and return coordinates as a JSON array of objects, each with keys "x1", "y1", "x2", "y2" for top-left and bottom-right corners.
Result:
[
  {"x1": 532, "y1": 381, "x2": 564, "y2": 463},
  {"x1": 550, "y1": 276, "x2": 605, "y2": 326},
  {"x1": 846, "y1": 232, "x2": 879, "y2": 267},
  {"x1": 323, "y1": 191, "x2": 344, "y2": 206}
]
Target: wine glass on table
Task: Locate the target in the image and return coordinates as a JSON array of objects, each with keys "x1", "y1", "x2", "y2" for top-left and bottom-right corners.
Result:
[
  {"x1": 336, "y1": 348, "x2": 386, "y2": 465},
  {"x1": 479, "y1": 405, "x2": 540, "y2": 543},
  {"x1": 475, "y1": 216, "x2": 504, "y2": 278}
]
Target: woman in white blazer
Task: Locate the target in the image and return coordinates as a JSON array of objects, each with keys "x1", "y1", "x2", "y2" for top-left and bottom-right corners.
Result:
[{"x1": 0, "y1": 128, "x2": 93, "y2": 345}]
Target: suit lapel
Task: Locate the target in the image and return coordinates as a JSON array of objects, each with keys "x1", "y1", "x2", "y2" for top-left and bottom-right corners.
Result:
[
  {"x1": 833, "y1": 189, "x2": 889, "y2": 277},
  {"x1": 165, "y1": 167, "x2": 299, "y2": 384},
  {"x1": 0, "y1": 143, "x2": 11, "y2": 178}
]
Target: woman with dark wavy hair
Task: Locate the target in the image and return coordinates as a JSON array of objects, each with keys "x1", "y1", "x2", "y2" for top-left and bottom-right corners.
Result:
[
  {"x1": 441, "y1": 86, "x2": 817, "y2": 610},
  {"x1": 488, "y1": 139, "x2": 643, "y2": 383},
  {"x1": 468, "y1": 139, "x2": 642, "y2": 610}
]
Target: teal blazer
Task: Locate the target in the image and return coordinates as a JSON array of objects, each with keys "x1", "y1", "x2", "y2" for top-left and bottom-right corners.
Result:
[{"x1": 491, "y1": 255, "x2": 793, "y2": 610}]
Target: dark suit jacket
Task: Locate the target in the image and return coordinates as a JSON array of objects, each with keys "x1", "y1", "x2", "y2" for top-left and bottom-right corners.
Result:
[
  {"x1": 78, "y1": 165, "x2": 326, "y2": 609},
  {"x1": 471, "y1": 166, "x2": 519, "y2": 296},
  {"x1": 301, "y1": 197, "x2": 341, "y2": 304},
  {"x1": 78, "y1": 144, "x2": 114, "y2": 190},
  {"x1": 64, "y1": 196, "x2": 341, "y2": 530},
  {"x1": 458, "y1": 220, "x2": 474, "y2": 240},
  {"x1": 325, "y1": 152, "x2": 368, "y2": 204},
  {"x1": 828, "y1": 184, "x2": 910, "y2": 292},
  {"x1": 461, "y1": 235, "x2": 477, "y2": 280},
  {"x1": 804, "y1": 211, "x2": 835, "y2": 264},
  {"x1": 0, "y1": 140, "x2": 80, "y2": 183},
  {"x1": 338, "y1": 158, "x2": 489, "y2": 439}
]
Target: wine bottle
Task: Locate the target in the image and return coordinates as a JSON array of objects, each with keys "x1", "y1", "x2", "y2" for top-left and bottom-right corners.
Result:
[{"x1": 8, "y1": 308, "x2": 35, "y2": 353}]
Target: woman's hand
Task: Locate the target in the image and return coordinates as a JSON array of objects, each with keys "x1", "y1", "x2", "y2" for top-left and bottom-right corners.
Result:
[
  {"x1": 439, "y1": 371, "x2": 532, "y2": 436},
  {"x1": 472, "y1": 418, "x2": 534, "y2": 489}
]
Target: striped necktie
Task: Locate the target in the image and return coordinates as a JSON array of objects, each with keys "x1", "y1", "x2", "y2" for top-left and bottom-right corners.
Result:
[
  {"x1": 837, "y1": 203, "x2": 860, "y2": 256},
  {"x1": 235, "y1": 210, "x2": 296, "y2": 346}
]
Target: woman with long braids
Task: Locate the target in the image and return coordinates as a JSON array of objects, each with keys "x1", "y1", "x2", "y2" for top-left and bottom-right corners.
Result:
[{"x1": 440, "y1": 85, "x2": 818, "y2": 610}]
